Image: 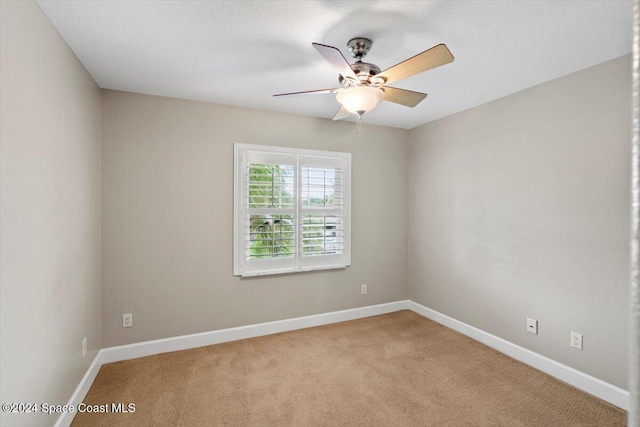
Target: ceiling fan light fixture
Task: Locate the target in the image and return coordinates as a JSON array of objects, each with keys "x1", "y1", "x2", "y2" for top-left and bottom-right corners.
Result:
[
  {"x1": 336, "y1": 85, "x2": 384, "y2": 116},
  {"x1": 274, "y1": 40, "x2": 454, "y2": 123}
]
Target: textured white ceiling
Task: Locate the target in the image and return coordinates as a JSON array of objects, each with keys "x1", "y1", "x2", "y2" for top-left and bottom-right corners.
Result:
[{"x1": 36, "y1": 0, "x2": 632, "y2": 129}]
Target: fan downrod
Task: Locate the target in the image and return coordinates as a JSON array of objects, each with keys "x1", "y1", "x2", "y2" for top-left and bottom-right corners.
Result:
[{"x1": 347, "y1": 38, "x2": 372, "y2": 62}]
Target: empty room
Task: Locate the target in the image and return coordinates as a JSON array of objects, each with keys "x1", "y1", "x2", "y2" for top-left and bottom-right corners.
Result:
[{"x1": 1, "y1": 1, "x2": 639, "y2": 426}]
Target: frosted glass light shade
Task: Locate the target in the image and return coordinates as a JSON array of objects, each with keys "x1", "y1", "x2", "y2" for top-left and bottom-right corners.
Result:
[{"x1": 336, "y1": 86, "x2": 384, "y2": 116}]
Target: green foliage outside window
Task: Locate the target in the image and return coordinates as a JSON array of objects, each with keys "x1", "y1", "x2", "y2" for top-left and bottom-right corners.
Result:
[{"x1": 247, "y1": 164, "x2": 294, "y2": 259}]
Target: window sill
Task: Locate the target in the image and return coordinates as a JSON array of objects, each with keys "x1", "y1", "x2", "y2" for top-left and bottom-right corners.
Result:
[{"x1": 239, "y1": 264, "x2": 348, "y2": 278}]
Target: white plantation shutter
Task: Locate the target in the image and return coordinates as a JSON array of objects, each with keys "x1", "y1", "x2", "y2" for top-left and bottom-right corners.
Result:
[
  {"x1": 234, "y1": 144, "x2": 351, "y2": 277},
  {"x1": 299, "y1": 156, "x2": 345, "y2": 269},
  {"x1": 240, "y1": 151, "x2": 296, "y2": 275}
]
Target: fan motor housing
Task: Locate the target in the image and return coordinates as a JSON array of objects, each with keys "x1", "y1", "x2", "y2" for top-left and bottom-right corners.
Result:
[{"x1": 338, "y1": 62, "x2": 381, "y2": 87}]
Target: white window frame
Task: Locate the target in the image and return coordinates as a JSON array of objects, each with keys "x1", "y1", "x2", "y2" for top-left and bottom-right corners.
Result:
[{"x1": 234, "y1": 143, "x2": 351, "y2": 277}]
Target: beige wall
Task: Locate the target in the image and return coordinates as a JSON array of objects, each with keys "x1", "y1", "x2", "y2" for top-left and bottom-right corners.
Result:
[
  {"x1": 408, "y1": 55, "x2": 631, "y2": 389},
  {"x1": 101, "y1": 90, "x2": 409, "y2": 347},
  {"x1": 0, "y1": 2, "x2": 102, "y2": 426}
]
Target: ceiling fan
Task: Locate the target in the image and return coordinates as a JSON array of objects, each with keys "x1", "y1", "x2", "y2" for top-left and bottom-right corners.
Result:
[{"x1": 273, "y1": 37, "x2": 454, "y2": 120}]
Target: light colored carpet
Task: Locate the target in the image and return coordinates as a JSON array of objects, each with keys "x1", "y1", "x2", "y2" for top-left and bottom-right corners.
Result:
[{"x1": 72, "y1": 310, "x2": 626, "y2": 426}]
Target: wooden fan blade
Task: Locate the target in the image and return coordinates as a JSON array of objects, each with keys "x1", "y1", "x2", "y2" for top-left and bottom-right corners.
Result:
[
  {"x1": 273, "y1": 88, "x2": 340, "y2": 98},
  {"x1": 382, "y1": 86, "x2": 428, "y2": 107},
  {"x1": 377, "y1": 44, "x2": 454, "y2": 85},
  {"x1": 333, "y1": 105, "x2": 351, "y2": 121},
  {"x1": 312, "y1": 43, "x2": 359, "y2": 81}
]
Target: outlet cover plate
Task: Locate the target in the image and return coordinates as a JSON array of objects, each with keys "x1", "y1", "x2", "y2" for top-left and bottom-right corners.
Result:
[
  {"x1": 527, "y1": 318, "x2": 538, "y2": 335},
  {"x1": 570, "y1": 331, "x2": 583, "y2": 350},
  {"x1": 122, "y1": 313, "x2": 133, "y2": 328}
]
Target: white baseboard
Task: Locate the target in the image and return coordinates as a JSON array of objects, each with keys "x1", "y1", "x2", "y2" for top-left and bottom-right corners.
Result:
[
  {"x1": 54, "y1": 351, "x2": 104, "y2": 427},
  {"x1": 57, "y1": 298, "x2": 628, "y2": 427},
  {"x1": 100, "y1": 301, "x2": 407, "y2": 364},
  {"x1": 406, "y1": 300, "x2": 630, "y2": 410}
]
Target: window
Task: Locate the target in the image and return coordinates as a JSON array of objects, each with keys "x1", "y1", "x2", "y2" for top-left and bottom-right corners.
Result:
[{"x1": 234, "y1": 143, "x2": 351, "y2": 277}]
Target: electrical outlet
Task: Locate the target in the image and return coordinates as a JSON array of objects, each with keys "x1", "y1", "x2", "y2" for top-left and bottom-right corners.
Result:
[
  {"x1": 361, "y1": 284, "x2": 367, "y2": 295},
  {"x1": 527, "y1": 318, "x2": 538, "y2": 335},
  {"x1": 570, "y1": 331, "x2": 583, "y2": 350},
  {"x1": 82, "y1": 337, "x2": 87, "y2": 357},
  {"x1": 122, "y1": 313, "x2": 133, "y2": 328}
]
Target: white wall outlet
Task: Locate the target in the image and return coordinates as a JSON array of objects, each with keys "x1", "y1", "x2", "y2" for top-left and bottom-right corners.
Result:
[
  {"x1": 361, "y1": 284, "x2": 367, "y2": 295},
  {"x1": 82, "y1": 337, "x2": 87, "y2": 357},
  {"x1": 570, "y1": 331, "x2": 583, "y2": 350},
  {"x1": 122, "y1": 313, "x2": 133, "y2": 328},
  {"x1": 526, "y1": 318, "x2": 538, "y2": 335}
]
